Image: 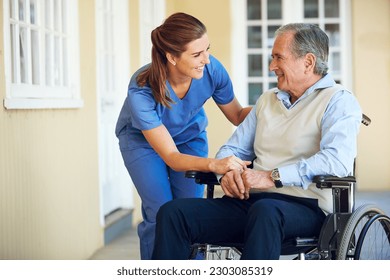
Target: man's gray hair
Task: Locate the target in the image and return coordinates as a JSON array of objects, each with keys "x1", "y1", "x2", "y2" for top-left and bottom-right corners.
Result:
[{"x1": 275, "y1": 23, "x2": 329, "y2": 76}]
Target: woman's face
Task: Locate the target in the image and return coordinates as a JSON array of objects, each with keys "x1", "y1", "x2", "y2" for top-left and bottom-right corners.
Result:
[{"x1": 173, "y1": 33, "x2": 211, "y2": 80}]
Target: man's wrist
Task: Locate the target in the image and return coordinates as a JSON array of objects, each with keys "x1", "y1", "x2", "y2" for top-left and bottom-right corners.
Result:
[{"x1": 271, "y1": 168, "x2": 283, "y2": 188}]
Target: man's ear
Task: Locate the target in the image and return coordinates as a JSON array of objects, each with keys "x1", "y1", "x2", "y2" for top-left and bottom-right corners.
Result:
[
  {"x1": 304, "y1": 53, "x2": 316, "y2": 72},
  {"x1": 166, "y1": 53, "x2": 176, "y2": 66}
]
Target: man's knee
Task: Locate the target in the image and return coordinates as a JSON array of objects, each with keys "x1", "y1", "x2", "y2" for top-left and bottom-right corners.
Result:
[
  {"x1": 248, "y1": 199, "x2": 283, "y2": 224},
  {"x1": 156, "y1": 198, "x2": 196, "y2": 224},
  {"x1": 157, "y1": 199, "x2": 180, "y2": 222}
]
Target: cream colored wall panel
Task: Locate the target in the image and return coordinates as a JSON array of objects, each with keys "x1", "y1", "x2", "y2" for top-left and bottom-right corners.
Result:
[
  {"x1": 0, "y1": 0, "x2": 103, "y2": 259},
  {"x1": 352, "y1": 0, "x2": 390, "y2": 191},
  {"x1": 0, "y1": 112, "x2": 102, "y2": 259}
]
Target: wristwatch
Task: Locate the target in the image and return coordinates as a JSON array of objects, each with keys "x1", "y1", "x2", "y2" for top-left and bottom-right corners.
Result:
[{"x1": 271, "y1": 168, "x2": 283, "y2": 188}]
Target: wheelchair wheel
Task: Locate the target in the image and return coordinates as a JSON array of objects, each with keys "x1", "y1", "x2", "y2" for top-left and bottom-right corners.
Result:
[
  {"x1": 337, "y1": 204, "x2": 390, "y2": 260},
  {"x1": 354, "y1": 213, "x2": 390, "y2": 259}
]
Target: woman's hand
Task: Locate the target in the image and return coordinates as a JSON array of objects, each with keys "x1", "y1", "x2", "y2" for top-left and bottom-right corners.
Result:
[
  {"x1": 209, "y1": 156, "x2": 251, "y2": 175},
  {"x1": 142, "y1": 125, "x2": 251, "y2": 173}
]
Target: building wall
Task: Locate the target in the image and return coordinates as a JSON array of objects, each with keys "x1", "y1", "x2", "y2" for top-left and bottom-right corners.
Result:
[
  {"x1": 129, "y1": 0, "x2": 140, "y2": 73},
  {"x1": 0, "y1": 0, "x2": 102, "y2": 259},
  {"x1": 352, "y1": 0, "x2": 390, "y2": 191}
]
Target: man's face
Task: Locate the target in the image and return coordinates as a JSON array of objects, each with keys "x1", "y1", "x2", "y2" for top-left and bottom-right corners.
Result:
[{"x1": 269, "y1": 32, "x2": 309, "y2": 98}]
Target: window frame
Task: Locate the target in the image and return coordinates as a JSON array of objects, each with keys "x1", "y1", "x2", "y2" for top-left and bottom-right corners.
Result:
[{"x1": 3, "y1": 0, "x2": 83, "y2": 109}]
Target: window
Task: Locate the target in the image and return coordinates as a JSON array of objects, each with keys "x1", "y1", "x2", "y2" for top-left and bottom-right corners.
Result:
[
  {"x1": 3, "y1": 0, "x2": 82, "y2": 109},
  {"x1": 302, "y1": 0, "x2": 346, "y2": 84},
  {"x1": 231, "y1": 0, "x2": 351, "y2": 105},
  {"x1": 246, "y1": 0, "x2": 282, "y2": 104}
]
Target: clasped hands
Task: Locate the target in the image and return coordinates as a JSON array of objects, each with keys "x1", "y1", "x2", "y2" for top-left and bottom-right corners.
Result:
[{"x1": 220, "y1": 168, "x2": 275, "y2": 200}]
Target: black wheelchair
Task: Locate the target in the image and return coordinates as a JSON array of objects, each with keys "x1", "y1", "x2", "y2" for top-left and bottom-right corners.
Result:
[{"x1": 185, "y1": 114, "x2": 390, "y2": 260}]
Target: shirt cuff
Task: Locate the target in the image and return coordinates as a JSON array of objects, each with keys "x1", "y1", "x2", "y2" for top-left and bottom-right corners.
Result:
[{"x1": 278, "y1": 164, "x2": 303, "y2": 188}]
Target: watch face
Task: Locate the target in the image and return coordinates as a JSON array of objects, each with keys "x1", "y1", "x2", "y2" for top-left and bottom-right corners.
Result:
[{"x1": 271, "y1": 169, "x2": 280, "y2": 181}]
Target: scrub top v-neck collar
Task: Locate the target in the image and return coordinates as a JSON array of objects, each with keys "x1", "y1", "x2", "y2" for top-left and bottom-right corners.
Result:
[{"x1": 167, "y1": 78, "x2": 193, "y2": 102}]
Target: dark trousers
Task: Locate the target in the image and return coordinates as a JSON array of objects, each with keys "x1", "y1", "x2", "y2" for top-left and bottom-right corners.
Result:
[{"x1": 152, "y1": 192, "x2": 326, "y2": 260}]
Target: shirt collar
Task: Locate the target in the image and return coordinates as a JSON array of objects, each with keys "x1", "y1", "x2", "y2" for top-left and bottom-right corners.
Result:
[{"x1": 275, "y1": 73, "x2": 336, "y2": 109}]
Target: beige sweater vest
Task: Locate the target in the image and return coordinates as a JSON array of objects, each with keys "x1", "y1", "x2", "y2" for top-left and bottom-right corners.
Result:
[{"x1": 252, "y1": 85, "x2": 344, "y2": 213}]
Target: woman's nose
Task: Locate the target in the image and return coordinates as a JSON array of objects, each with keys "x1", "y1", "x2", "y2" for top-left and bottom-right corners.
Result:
[{"x1": 202, "y1": 52, "x2": 210, "y2": 64}]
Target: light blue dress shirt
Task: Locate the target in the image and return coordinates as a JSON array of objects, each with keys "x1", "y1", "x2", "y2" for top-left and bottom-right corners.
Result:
[{"x1": 216, "y1": 73, "x2": 362, "y2": 189}]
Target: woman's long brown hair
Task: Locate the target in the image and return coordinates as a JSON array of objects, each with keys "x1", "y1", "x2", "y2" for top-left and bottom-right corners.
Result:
[{"x1": 136, "y1": 12, "x2": 207, "y2": 107}]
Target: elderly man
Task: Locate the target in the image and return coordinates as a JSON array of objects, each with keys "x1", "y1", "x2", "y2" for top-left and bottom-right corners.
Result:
[{"x1": 151, "y1": 23, "x2": 362, "y2": 260}]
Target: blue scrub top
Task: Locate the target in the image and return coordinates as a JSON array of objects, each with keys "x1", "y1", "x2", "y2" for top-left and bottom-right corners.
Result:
[{"x1": 115, "y1": 55, "x2": 235, "y2": 151}]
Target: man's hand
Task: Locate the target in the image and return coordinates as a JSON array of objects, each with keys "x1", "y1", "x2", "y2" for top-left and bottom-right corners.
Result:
[
  {"x1": 220, "y1": 169, "x2": 276, "y2": 200},
  {"x1": 241, "y1": 169, "x2": 275, "y2": 191},
  {"x1": 220, "y1": 169, "x2": 248, "y2": 200}
]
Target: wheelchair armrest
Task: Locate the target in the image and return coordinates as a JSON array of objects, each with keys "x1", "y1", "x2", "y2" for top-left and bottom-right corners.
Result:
[
  {"x1": 185, "y1": 171, "x2": 219, "y2": 199},
  {"x1": 185, "y1": 171, "x2": 220, "y2": 185},
  {"x1": 313, "y1": 175, "x2": 356, "y2": 189},
  {"x1": 186, "y1": 172, "x2": 357, "y2": 188}
]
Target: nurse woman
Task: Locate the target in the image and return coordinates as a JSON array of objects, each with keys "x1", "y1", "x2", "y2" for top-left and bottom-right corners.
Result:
[{"x1": 115, "y1": 12, "x2": 251, "y2": 259}]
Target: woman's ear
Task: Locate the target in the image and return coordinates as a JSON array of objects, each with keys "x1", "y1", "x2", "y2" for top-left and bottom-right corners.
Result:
[{"x1": 166, "y1": 53, "x2": 176, "y2": 66}]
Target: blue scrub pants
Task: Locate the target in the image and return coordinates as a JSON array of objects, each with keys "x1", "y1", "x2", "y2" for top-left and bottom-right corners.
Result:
[
  {"x1": 152, "y1": 192, "x2": 326, "y2": 260},
  {"x1": 120, "y1": 140, "x2": 206, "y2": 260}
]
